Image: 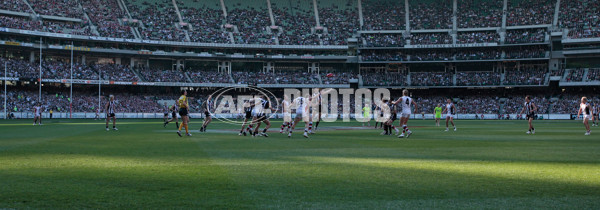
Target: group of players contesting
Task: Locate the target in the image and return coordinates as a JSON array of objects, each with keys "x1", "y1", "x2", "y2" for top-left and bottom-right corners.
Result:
[{"x1": 29, "y1": 89, "x2": 599, "y2": 137}]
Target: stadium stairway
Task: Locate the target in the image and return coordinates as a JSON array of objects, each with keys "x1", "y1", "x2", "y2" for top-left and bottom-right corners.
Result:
[
  {"x1": 316, "y1": 73, "x2": 323, "y2": 84},
  {"x1": 183, "y1": 72, "x2": 193, "y2": 83},
  {"x1": 130, "y1": 68, "x2": 146, "y2": 82},
  {"x1": 20, "y1": 0, "x2": 36, "y2": 15},
  {"x1": 582, "y1": 69, "x2": 589, "y2": 82},
  {"x1": 79, "y1": 2, "x2": 101, "y2": 36}
]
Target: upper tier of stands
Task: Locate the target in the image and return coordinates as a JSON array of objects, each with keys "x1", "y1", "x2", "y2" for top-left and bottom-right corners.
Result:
[{"x1": 0, "y1": 0, "x2": 598, "y2": 44}]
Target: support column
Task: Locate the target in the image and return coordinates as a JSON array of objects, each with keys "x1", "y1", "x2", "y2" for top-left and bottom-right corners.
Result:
[
  {"x1": 267, "y1": 0, "x2": 275, "y2": 26},
  {"x1": 30, "y1": 51, "x2": 35, "y2": 63},
  {"x1": 357, "y1": 0, "x2": 364, "y2": 28},
  {"x1": 405, "y1": 0, "x2": 410, "y2": 31},
  {"x1": 502, "y1": 0, "x2": 507, "y2": 29},
  {"x1": 313, "y1": 0, "x2": 320, "y2": 27},
  {"x1": 452, "y1": 0, "x2": 457, "y2": 31},
  {"x1": 114, "y1": 57, "x2": 121, "y2": 65}
]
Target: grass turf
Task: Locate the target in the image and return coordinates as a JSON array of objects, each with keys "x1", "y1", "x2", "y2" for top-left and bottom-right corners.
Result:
[{"x1": 0, "y1": 119, "x2": 599, "y2": 209}]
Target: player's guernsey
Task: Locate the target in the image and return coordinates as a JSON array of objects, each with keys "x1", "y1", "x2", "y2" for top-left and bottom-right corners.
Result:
[
  {"x1": 282, "y1": 100, "x2": 290, "y2": 114},
  {"x1": 435, "y1": 107, "x2": 442, "y2": 118},
  {"x1": 253, "y1": 98, "x2": 269, "y2": 116},
  {"x1": 295, "y1": 97, "x2": 309, "y2": 115},
  {"x1": 163, "y1": 105, "x2": 169, "y2": 114},
  {"x1": 581, "y1": 103, "x2": 591, "y2": 117},
  {"x1": 525, "y1": 102, "x2": 534, "y2": 114},
  {"x1": 178, "y1": 95, "x2": 188, "y2": 109},
  {"x1": 362, "y1": 106, "x2": 371, "y2": 117},
  {"x1": 107, "y1": 101, "x2": 116, "y2": 114},
  {"x1": 401, "y1": 96, "x2": 412, "y2": 114},
  {"x1": 34, "y1": 106, "x2": 41, "y2": 116},
  {"x1": 446, "y1": 103, "x2": 455, "y2": 115}
]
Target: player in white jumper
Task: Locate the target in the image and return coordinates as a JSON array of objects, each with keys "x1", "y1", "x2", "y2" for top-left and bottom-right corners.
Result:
[
  {"x1": 280, "y1": 95, "x2": 292, "y2": 134},
  {"x1": 33, "y1": 103, "x2": 42, "y2": 125},
  {"x1": 577, "y1": 97, "x2": 593, "y2": 135},
  {"x1": 289, "y1": 95, "x2": 311, "y2": 138},
  {"x1": 442, "y1": 98, "x2": 457, "y2": 131},
  {"x1": 392, "y1": 89, "x2": 418, "y2": 138}
]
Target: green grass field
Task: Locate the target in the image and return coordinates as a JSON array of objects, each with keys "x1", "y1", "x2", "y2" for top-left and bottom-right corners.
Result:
[{"x1": 1, "y1": 119, "x2": 599, "y2": 209}]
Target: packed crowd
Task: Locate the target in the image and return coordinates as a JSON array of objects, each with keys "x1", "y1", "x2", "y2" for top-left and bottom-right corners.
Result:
[
  {"x1": 226, "y1": 8, "x2": 273, "y2": 45},
  {"x1": 504, "y1": 66, "x2": 547, "y2": 85},
  {"x1": 319, "y1": 5, "x2": 358, "y2": 45},
  {"x1": 559, "y1": 0, "x2": 600, "y2": 39},
  {"x1": 273, "y1": 8, "x2": 319, "y2": 45},
  {"x1": 565, "y1": 68, "x2": 585, "y2": 82},
  {"x1": 505, "y1": 28, "x2": 547, "y2": 44},
  {"x1": 456, "y1": 71, "x2": 501, "y2": 86},
  {"x1": 362, "y1": 33, "x2": 406, "y2": 47},
  {"x1": 361, "y1": 71, "x2": 407, "y2": 86},
  {"x1": 138, "y1": 68, "x2": 187, "y2": 83},
  {"x1": 409, "y1": 0, "x2": 453, "y2": 30},
  {"x1": 28, "y1": 0, "x2": 83, "y2": 18},
  {"x1": 410, "y1": 33, "x2": 452, "y2": 45},
  {"x1": 552, "y1": 94, "x2": 599, "y2": 114},
  {"x1": 587, "y1": 68, "x2": 600, "y2": 81},
  {"x1": 0, "y1": 0, "x2": 31, "y2": 12},
  {"x1": 504, "y1": 46, "x2": 547, "y2": 59},
  {"x1": 457, "y1": 0, "x2": 502, "y2": 28},
  {"x1": 0, "y1": 15, "x2": 91, "y2": 36},
  {"x1": 187, "y1": 69, "x2": 231, "y2": 84},
  {"x1": 456, "y1": 31, "x2": 500, "y2": 44},
  {"x1": 127, "y1": 0, "x2": 186, "y2": 41},
  {"x1": 320, "y1": 72, "x2": 357, "y2": 84},
  {"x1": 42, "y1": 60, "x2": 99, "y2": 80},
  {"x1": 94, "y1": 64, "x2": 140, "y2": 82},
  {"x1": 232, "y1": 70, "x2": 319, "y2": 85},
  {"x1": 361, "y1": 51, "x2": 407, "y2": 62},
  {"x1": 0, "y1": 58, "x2": 38, "y2": 79},
  {"x1": 507, "y1": 0, "x2": 554, "y2": 26},
  {"x1": 410, "y1": 72, "x2": 453, "y2": 86},
  {"x1": 0, "y1": 15, "x2": 41, "y2": 32},
  {"x1": 180, "y1": 6, "x2": 231, "y2": 44},
  {"x1": 362, "y1": 0, "x2": 404, "y2": 30},
  {"x1": 82, "y1": 0, "x2": 134, "y2": 39},
  {"x1": 3, "y1": 89, "x2": 162, "y2": 114},
  {"x1": 502, "y1": 94, "x2": 550, "y2": 114}
]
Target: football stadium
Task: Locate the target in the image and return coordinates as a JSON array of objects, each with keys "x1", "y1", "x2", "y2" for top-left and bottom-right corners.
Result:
[{"x1": 0, "y1": 0, "x2": 599, "y2": 208}]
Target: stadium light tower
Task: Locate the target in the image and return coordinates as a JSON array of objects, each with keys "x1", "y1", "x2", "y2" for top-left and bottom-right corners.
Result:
[
  {"x1": 70, "y1": 41, "x2": 73, "y2": 119},
  {"x1": 39, "y1": 37, "x2": 42, "y2": 102},
  {"x1": 4, "y1": 61, "x2": 6, "y2": 119}
]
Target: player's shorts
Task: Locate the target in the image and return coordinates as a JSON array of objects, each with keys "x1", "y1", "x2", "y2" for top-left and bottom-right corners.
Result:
[
  {"x1": 400, "y1": 111, "x2": 411, "y2": 118},
  {"x1": 245, "y1": 111, "x2": 252, "y2": 119},
  {"x1": 435, "y1": 114, "x2": 441, "y2": 119},
  {"x1": 283, "y1": 113, "x2": 292, "y2": 121},
  {"x1": 296, "y1": 108, "x2": 304, "y2": 116},
  {"x1": 171, "y1": 111, "x2": 177, "y2": 119},
  {"x1": 35, "y1": 113, "x2": 40, "y2": 117},
  {"x1": 255, "y1": 114, "x2": 267, "y2": 122},
  {"x1": 107, "y1": 113, "x2": 115, "y2": 118},
  {"x1": 204, "y1": 111, "x2": 211, "y2": 117},
  {"x1": 526, "y1": 112, "x2": 535, "y2": 120},
  {"x1": 583, "y1": 115, "x2": 592, "y2": 121},
  {"x1": 446, "y1": 114, "x2": 454, "y2": 118},
  {"x1": 391, "y1": 113, "x2": 398, "y2": 121},
  {"x1": 164, "y1": 113, "x2": 169, "y2": 117},
  {"x1": 179, "y1": 108, "x2": 188, "y2": 117}
]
